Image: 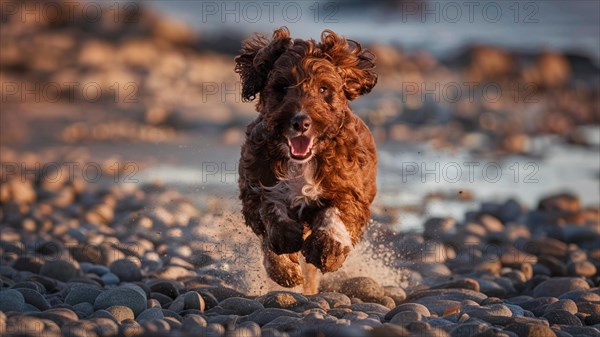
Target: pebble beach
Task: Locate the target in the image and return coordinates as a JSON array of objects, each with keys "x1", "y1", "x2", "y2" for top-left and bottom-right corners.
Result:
[{"x1": 1, "y1": 170, "x2": 599, "y2": 337}]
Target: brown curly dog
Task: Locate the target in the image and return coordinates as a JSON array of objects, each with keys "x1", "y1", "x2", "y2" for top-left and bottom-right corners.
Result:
[{"x1": 235, "y1": 27, "x2": 377, "y2": 292}]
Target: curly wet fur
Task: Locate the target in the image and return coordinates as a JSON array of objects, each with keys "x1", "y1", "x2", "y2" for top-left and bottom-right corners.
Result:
[{"x1": 235, "y1": 27, "x2": 377, "y2": 289}]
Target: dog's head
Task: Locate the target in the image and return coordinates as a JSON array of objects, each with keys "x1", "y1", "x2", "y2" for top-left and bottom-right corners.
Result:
[{"x1": 235, "y1": 27, "x2": 377, "y2": 163}]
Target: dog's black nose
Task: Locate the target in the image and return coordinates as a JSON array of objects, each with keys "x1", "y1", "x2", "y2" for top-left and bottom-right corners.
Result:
[{"x1": 291, "y1": 113, "x2": 312, "y2": 132}]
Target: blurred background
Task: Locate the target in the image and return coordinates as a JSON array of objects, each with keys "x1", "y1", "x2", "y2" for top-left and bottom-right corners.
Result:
[{"x1": 1, "y1": 0, "x2": 599, "y2": 231}]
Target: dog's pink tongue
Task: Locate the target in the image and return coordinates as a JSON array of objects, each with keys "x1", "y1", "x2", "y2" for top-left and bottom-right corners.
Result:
[{"x1": 290, "y1": 136, "x2": 311, "y2": 156}]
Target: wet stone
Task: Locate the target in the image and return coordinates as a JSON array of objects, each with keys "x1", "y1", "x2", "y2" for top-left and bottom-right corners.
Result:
[
  {"x1": 383, "y1": 286, "x2": 407, "y2": 303},
  {"x1": 247, "y1": 308, "x2": 302, "y2": 326},
  {"x1": 148, "y1": 280, "x2": 180, "y2": 299},
  {"x1": 542, "y1": 309, "x2": 583, "y2": 326},
  {"x1": 181, "y1": 314, "x2": 207, "y2": 331},
  {"x1": 340, "y1": 277, "x2": 385, "y2": 302},
  {"x1": 389, "y1": 311, "x2": 423, "y2": 326},
  {"x1": 105, "y1": 305, "x2": 135, "y2": 322},
  {"x1": 533, "y1": 277, "x2": 590, "y2": 298},
  {"x1": 566, "y1": 260, "x2": 597, "y2": 277},
  {"x1": 462, "y1": 304, "x2": 513, "y2": 321},
  {"x1": 93, "y1": 287, "x2": 147, "y2": 316},
  {"x1": 65, "y1": 285, "x2": 103, "y2": 306},
  {"x1": 136, "y1": 307, "x2": 164, "y2": 322},
  {"x1": 109, "y1": 259, "x2": 142, "y2": 282},
  {"x1": 13, "y1": 288, "x2": 50, "y2": 311},
  {"x1": 0, "y1": 289, "x2": 25, "y2": 313},
  {"x1": 218, "y1": 297, "x2": 263, "y2": 316},
  {"x1": 40, "y1": 260, "x2": 79, "y2": 282},
  {"x1": 101, "y1": 272, "x2": 120, "y2": 285},
  {"x1": 309, "y1": 292, "x2": 351, "y2": 308},
  {"x1": 450, "y1": 323, "x2": 488, "y2": 337},
  {"x1": 385, "y1": 303, "x2": 431, "y2": 321},
  {"x1": 544, "y1": 299, "x2": 578, "y2": 315},
  {"x1": 72, "y1": 302, "x2": 94, "y2": 318},
  {"x1": 261, "y1": 291, "x2": 310, "y2": 310}
]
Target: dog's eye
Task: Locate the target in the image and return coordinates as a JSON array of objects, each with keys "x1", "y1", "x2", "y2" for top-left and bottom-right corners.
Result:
[
  {"x1": 274, "y1": 85, "x2": 288, "y2": 95},
  {"x1": 319, "y1": 87, "x2": 328, "y2": 94}
]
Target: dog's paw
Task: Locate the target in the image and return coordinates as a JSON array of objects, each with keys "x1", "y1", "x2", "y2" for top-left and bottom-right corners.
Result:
[
  {"x1": 267, "y1": 219, "x2": 304, "y2": 254},
  {"x1": 263, "y1": 251, "x2": 303, "y2": 287},
  {"x1": 302, "y1": 229, "x2": 351, "y2": 273}
]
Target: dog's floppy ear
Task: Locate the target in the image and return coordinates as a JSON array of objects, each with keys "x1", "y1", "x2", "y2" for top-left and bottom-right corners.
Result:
[
  {"x1": 235, "y1": 27, "x2": 292, "y2": 102},
  {"x1": 320, "y1": 30, "x2": 377, "y2": 101}
]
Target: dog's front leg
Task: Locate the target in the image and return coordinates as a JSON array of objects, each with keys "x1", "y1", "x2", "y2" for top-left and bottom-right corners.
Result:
[
  {"x1": 259, "y1": 199, "x2": 304, "y2": 254},
  {"x1": 302, "y1": 207, "x2": 356, "y2": 272},
  {"x1": 261, "y1": 241, "x2": 303, "y2": 288}
]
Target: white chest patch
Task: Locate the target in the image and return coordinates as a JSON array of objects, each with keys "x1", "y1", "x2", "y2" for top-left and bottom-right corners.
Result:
[
  {"x1": 286, "y1": 161, "x2": 321, "y2": 209},
  {"x1": 262, "y1": 160, "x2": 322, "y2": 215}
]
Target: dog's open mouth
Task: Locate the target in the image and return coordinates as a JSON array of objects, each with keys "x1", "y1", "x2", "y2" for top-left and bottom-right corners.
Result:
[{"x1": 287, "y1": 135, "x2": 313, "y2": 160}]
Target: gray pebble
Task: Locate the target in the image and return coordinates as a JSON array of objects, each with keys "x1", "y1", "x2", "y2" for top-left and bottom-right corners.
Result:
[
  {"x1": 181, "y1": 314, "x2": 207, "y2": 331},
  {"x1": 545, "y1": 299, "x2": 578, "y2": 315},
  {"x1": 109, "y1": 259, "x2": 142, "y2": 282},
  {"x1": 352, "y1": 317, "x2": 383, "y2": 330},
  {"x1": 196, "y1": 289, "x2": 219, "y2": 309},
  {"x1": 462, "y1": 304, "x2": 513, "y2": 321},
  {"x1": 87, "y1": 265, "x2": 110, "y2": 276},
  {"x1": 450, "y1": 323, "x2": 488, "y2": 337},
  {"x1": 13, "y1": 288, "x2": 50, "y2": 311},
  {"x1": 383, "y1": 286, "x2": 407, "y2": 303},
  {"x1": 348, "y1": 303, "x2": 390, "y2": 317},
  {"x1": 298, "y1": 323, "x2": 369, "y2": 337},
  {"x1": 140, "y1": 319, "x2": 171, "y2": 332},
  {"x1": 414, "y1": 298, "x2": 461, "y2": 317},
  {"x1": 151, "y1": 292, "x2": 173, "y2": 307},
  {"x1": 312, "y1": 292, "x2": 351, "y2": 308},
  {"x1": 340, "y1": 277, "x2": 385, "y2": 302},
  {"x1": 412, "y1": 288, "x2": 488, "y2": 303},
  {"x1": 559, "y1": 289, "x2": 600, "y2": 303},
  {"x1": 543, "y1": 309, "x2": 583, "y2": 326},
  {"x1": 101, "y1": 272, "x2": 120, "y2": 285},
  {"x1": 148, "y1": 280, "x2": 180, "y2": 299},
  {"x1": 533, "y1": 277, "x2": 590, "y2": 298},
  {"x1": 23, "y1": 303, "x2": 41, "y2": 312},
  {"x1": 343, "y1": 311, "x2": 369, "y2": 322},
  {"x1": 476, "y1": 279, "x2": 508, "y2": 298},
  {"x1": 119, "y1": 319, "x2": 143, "y2": 336},
  {"x1": 72, "y1": 302, "x2": 94, "y2": 318},
  {"x1": 89, "y1": 309, "x2": 117, "y2": 321},
  {"x1": 164, "y1": 316, "x2": 182, "y2": 329},
  {"x1": 161, "y1": 308, "x2": 183, "y2": 322},
  {"x1": 247, "y1": 308, "x2": 301, "y2": 326},
  {"x1": 262, "y1": 316, "x2": 304, "y2": 332},
  {"x1": 389, "y1": 310, "x2": 423, "y2": 326},
  {"x1": 94, "y1": 287, "x2": 147, "y2": 316},
  {"x1": 65, "y1": 285, "x2": 103, "y2": 306},
  {"x1": 505, "y1": 323, "x2": 556, "y2": 337},
  {"x1": 504, "y1": 304, "x2": 527, "y2": 317},
  {"x1": 218, "y1": 297, "x2": 263, "y2": 316},
  {"x1": 385, "y1": 303, "x2": 431, "y2": 321},
  {"x1": 429, "y1": 317, "x2": 455, "y2": 330},
  {"x1": 559, "y1": 326, "x2": 600, "y2": 337},
  {"x1": 40, "y1": 260, "x2": 79, "y2": 282},
  {"x1": 168, "y1": 291, "x2": 205, "y2": 312},
  {"x1": 0, "y1": 289, "x2": 25, "y2": 312},
  {"x1": 136, "y1": 307, "x2": 165, "y2": 322}
]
